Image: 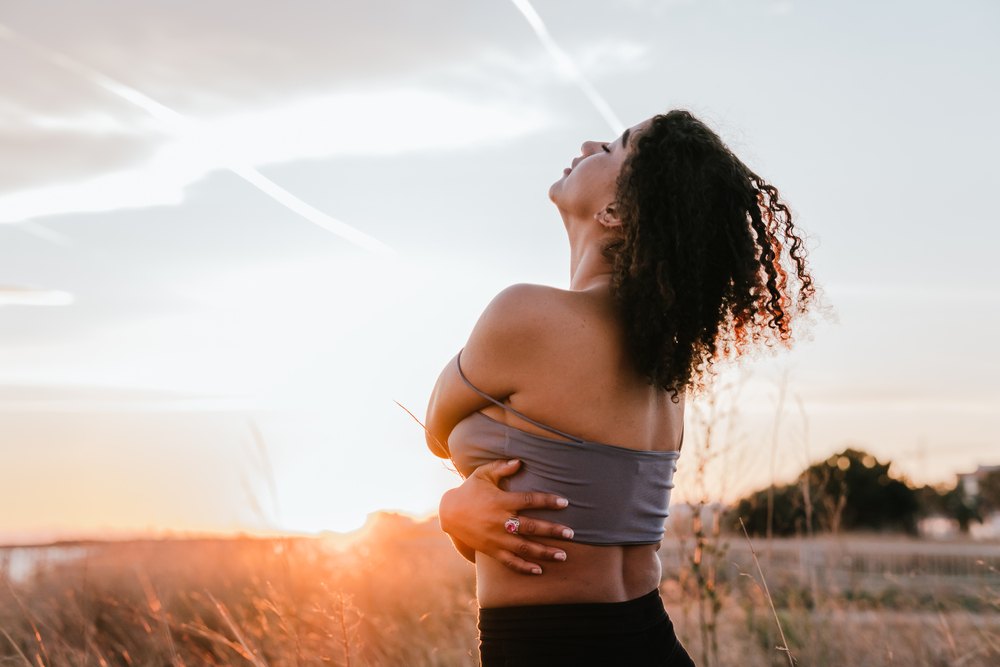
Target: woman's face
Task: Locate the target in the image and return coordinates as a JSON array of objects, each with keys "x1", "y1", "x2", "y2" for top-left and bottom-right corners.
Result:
[{"x1": 549, "y1": 118, "x2": 650, "y2": 219}]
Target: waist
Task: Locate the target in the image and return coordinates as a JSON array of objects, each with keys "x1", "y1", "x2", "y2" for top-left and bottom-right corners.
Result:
[
  {"x1": 475, "y1": 539, "x2": 662, "y2": 608},
  {"x1": 478, "y1": 588, "x2": 666, "y2": 638}
]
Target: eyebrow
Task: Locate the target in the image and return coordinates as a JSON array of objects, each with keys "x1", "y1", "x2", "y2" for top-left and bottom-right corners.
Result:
[{"x1": 621, "y1": 128, "x2": 631, "y2": 148}]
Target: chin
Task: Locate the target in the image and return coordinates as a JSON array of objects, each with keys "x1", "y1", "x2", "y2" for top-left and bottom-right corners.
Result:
[{"x1": 548, "y1": 178, "x2": 564, "y2": 204}]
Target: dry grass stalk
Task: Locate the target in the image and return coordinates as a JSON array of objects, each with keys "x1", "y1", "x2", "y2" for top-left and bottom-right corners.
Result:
[
  {"x1": 2, "y1": 524, "x2": 998, "y2": 666},
  {"x1": 137, "y1": 569, "x2": 182, "y2": 666},
  {"x1": 0, "y1": 623, "x2": 32, "y2": 667},
  {"x1": 207, "y1": 591, "x2": 268, "y2": 667},
  {"x1": 975, "y1": 623, "x2": 1000, "y2": 658},
  {"x1": 739, "y1": 518, "x2": 796, "y2": 666},
  {"x1": 3, "y1": 577, "x2": 49, "y2": 667},
  {"x1": 338, "y1": 591, "x2": 352, "y2": 667},
  {"x1": 393, "y1": 401, "x2": 446, "y2": 456},
  {"x1": 264, "y1": 581, "x2": 302, "y2": 665}
]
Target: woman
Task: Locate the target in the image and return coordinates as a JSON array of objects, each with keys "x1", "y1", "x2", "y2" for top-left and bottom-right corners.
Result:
[{"x1": 424, "y1": 110, "x2": 815, "y2": 665}]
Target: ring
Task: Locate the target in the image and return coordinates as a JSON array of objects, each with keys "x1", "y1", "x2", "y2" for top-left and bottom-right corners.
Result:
[{"x1": 504, "y1": 516, "x2": 520, "y2": 534}]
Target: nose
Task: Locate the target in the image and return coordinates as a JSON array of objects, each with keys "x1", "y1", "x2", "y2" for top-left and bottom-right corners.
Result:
[{"x1": 581, "y1": 140, "x2": 602, "y2": 156}]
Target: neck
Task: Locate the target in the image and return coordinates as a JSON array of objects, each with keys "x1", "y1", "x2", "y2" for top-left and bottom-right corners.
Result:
[{"x1": 564, "y1": 211, "x2": 615, "y2": 291}]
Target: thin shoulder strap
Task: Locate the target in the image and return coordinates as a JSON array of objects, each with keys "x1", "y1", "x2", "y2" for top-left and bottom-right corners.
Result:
[{"x1": 455, "y1": 350, "x2": 584, "y2": 443}]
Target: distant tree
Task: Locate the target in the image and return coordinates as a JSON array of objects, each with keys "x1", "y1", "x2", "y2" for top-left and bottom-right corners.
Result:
[
  {"x1": 729, "y1": 482, "x2": 802, "y2": 537},
  {"x1": 979, "y1": 469, "x2": 1000, "y2": 515},
  {"x1": 913, "y1": 484, "x2": 945, "y2": 516},
  {"x1": 944, "y1": 486, "x2": 980, "y2": 532},
  {"x1": 730, "y1": 448, "x2": 919, "y2": 536},
  {"x1": 915, "y1": 483, "x2": 979, "y2": 532}
]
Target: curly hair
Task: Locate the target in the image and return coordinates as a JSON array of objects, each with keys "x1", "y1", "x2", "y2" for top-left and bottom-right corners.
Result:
[{"x1": 608, "y1": 110, "x2": 815, "y2": 399}]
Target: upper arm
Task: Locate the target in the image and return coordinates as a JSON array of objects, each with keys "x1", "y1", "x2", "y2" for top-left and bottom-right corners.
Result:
[
  {"x1": 424, "y1": 284, "x2": 562, "y2": 458},
  {"x1": 423, "y1": 354, "x2": 487, "y2": 458}
]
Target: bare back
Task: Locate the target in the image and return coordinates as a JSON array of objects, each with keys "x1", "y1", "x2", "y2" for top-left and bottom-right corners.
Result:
[{"x1": 463, "y1": 283, "x2": 685, "y2": 607}]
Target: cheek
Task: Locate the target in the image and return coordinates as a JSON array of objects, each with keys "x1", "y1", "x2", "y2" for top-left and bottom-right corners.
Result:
[
  {"x1": 577, "y1": 163, "x2": 618, "y2": 200},
  {"x1": 550, "y1": 161, "x2": 617, "y2": 209}
]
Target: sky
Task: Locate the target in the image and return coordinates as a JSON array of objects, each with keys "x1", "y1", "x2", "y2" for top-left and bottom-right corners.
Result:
[{"x1": 0, "y1": 0, "x2": 997, "y2": 543}]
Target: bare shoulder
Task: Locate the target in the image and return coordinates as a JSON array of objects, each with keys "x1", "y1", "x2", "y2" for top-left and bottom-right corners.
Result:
[
  {"x1": 473, "y1": 284, "x2": 585, "y2": 347},
  {"x1": 481, "y1": 283, "x2": 576, "y2": 321},
  {"x1": 461, "y1": 284, "x2": 591, "y2": 385}
]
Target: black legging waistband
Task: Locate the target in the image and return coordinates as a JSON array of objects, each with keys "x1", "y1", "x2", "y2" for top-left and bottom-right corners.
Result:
[{"x1": 478, "y1": 589, "x2": 667, "y2": 640}]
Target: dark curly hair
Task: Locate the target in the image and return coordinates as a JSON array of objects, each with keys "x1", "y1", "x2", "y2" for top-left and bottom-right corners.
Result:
[{"x1": 608, "y1": 110, "x2": 816, "y2": 399}]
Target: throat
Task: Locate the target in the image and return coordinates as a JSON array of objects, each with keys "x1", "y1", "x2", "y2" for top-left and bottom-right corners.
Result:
[{"x1": 568, "y1": 244, "x2": 615, "y2": 291}]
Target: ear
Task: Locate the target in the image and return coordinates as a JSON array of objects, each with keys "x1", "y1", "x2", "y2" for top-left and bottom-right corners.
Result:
[{"x1": 595, "y1": 204, "x2": 622, "y2": 229}]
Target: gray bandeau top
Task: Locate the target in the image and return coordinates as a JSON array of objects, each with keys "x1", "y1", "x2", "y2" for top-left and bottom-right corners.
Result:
[{"x1": 447, "y1": 351, "x2": 682, "y2": 546}]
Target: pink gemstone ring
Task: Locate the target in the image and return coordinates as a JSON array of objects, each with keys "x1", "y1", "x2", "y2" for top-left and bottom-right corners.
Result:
[{"x1": 504, "y1": 516, "x2": 520, "y2": 534}]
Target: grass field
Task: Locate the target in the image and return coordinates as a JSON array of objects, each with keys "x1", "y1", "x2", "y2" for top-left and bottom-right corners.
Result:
[{"x1": 1, "y1": 512, "x2": 998, "y2": 666}]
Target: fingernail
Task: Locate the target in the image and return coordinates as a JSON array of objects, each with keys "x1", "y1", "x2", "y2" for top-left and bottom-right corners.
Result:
[
  {"x1": 508, "y1": 459, "x2": 520, "y2": 465},
  {"x1": 556, "y1": 497, "x2": 568, "y2": 507},
  {"x1": 562, "y1": 529, "x2": 574, "y2": 539},
  {"x1": 554, "y1": 552, "x2": 566, "y2": 561},
  {"x1": 532, "y1": 567, "x2": 542, "y2": 575}
]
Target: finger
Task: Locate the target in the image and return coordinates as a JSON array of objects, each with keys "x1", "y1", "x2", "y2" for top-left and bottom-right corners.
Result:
[
  {"x1": 506, "y1": 490, "x2": 570, "y2": 512},
  {"x1": 514, "y1": 516, "x2": 575, "y2": 541},
  {"x1": 496, "y1": 550, "x2": 544, "y2": 576},
  {"x1": 473, "y1": 458, "x2": 521, "y2": 485},
  {"x1": 506, "y1": 535, "x2": 568, "y2": 562}
]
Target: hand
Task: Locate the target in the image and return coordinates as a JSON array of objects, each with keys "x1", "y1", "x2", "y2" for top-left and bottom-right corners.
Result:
[{"x1": 438, "y1": 459, "x2": 574, "y2": 575}]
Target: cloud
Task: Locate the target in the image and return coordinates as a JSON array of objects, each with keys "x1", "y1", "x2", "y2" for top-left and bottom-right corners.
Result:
[
  {"x1": 190, "y1": 89, "x2": 549, "y2": 163},
  {"x1": 0, "y1": 88, "x2": 549, "y2": 224},
  {"x1": 0, "y1": 1, "x2": 533, "y2": 111},
  {"x1": 0, "y1": 0, "x2": 657, "y2": 201},
  {"x1": 0, "y1": 120, "x2": 158, "y2": 196},
  {"x1": 825, "y1": 283, "x2": 1000, "y2": 304},
  {"x1": 0, "y1": 285, "x2": 73, "y2": 306},
  {"x1": 0, "y1": 0, "x2": 669, "y2": 230},
  {"x1": 0, "y1": 0, "x2": 542, "y2": 193},
  {"x1": 765, "y1": 2, "x2": 794, "y2": 16},
  {"x1": 575, "y1": 40, "x2": 650, "y2": 78}
]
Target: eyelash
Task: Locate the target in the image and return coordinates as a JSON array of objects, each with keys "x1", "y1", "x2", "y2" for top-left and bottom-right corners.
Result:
[{"x1": 601, "y1": 144, "x2": 610, "y2": 153}]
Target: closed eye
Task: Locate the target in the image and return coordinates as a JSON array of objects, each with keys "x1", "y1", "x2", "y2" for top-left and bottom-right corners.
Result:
[{"x1": 601, "y1": 144, "x2": 610, "y2": 153}]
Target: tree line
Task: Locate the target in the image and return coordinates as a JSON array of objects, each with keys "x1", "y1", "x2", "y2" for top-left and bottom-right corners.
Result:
[{"x1": 732, "y1": 447, "x2": 1000, "y2": 536}]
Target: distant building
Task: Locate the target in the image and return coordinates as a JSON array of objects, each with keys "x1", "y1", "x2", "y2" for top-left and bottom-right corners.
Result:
[
  {"x1": 918, "y1": 515, "x2": 960, "y2": 539},
  {"x1": 957, "y1": 464, "x2": 1000, "y2": 540},
  {"x1": 971, "y1": 512, "x2": 1000, "y2": 541},
  {"x1": 958, "y1": 464, "x2": 1000, "y2": 499}
]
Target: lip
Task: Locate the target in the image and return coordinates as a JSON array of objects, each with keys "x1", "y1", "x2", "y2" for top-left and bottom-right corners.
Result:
[{"x1": 563, "y1": 167, "x2": 572, "y2": 176}]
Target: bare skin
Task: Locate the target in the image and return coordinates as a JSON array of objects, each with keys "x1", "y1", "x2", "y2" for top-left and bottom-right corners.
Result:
[{"x1": 426, "y1": 118, "x2": 685, "y2": 607}]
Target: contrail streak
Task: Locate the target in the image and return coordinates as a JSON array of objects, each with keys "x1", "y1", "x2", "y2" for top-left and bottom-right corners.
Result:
[
  {"x1": 509, "y1": 0, "x2": 625, "y2": 136},
  {"x1": 0, "y1": 23, "x2": 396, "y2": 259}
]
